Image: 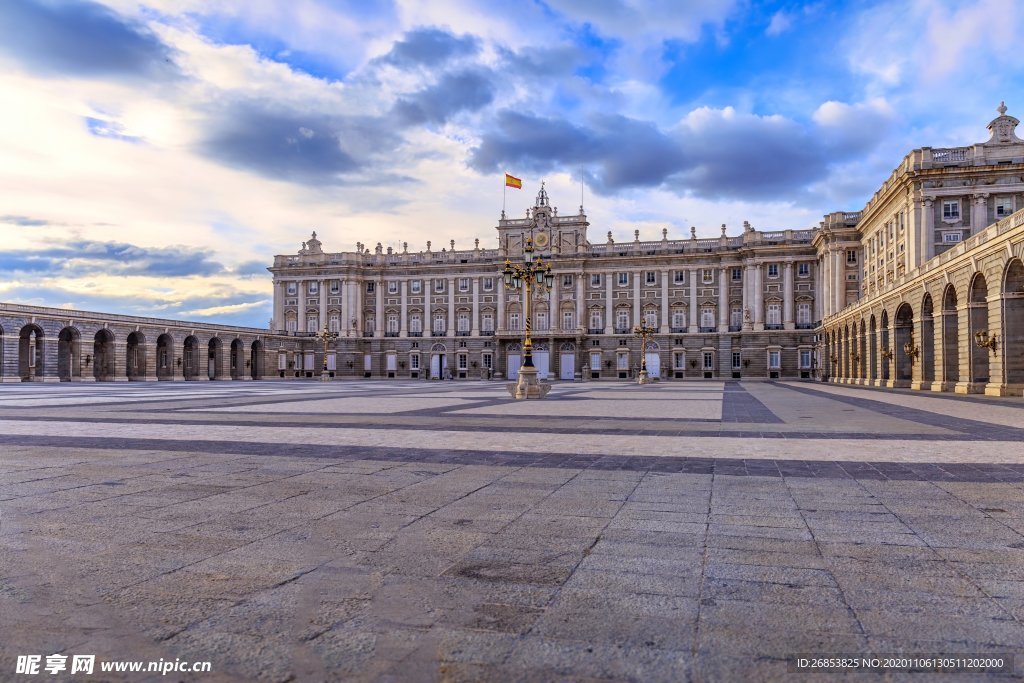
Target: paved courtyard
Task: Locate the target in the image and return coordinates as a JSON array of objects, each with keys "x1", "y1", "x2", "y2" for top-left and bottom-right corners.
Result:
[{"x1": 1, "y1": 379, "x2": 1023, "y2": 681}]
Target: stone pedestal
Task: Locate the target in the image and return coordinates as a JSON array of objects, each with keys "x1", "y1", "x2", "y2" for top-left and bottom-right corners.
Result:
[
  {"x1": 506, "y1": 365, "x2": 551, "y2": 400},
  {"x1": 320, "y1": 372, "x2": 332, "y2": 382},
  {"x1": 637, "y1": 369, "x2": 651, "y2": 384}
]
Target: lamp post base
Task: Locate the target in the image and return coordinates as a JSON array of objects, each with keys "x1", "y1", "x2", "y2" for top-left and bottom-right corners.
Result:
[
  {"x1": 506, "y1": 365, "x2": 551, "y2": 400},
  {"x1": 637, "y1": 369, "x2": 651, "y2": 385},
  {"x1": 320, "y1": 372, "x2": 332, "y2": 382}
]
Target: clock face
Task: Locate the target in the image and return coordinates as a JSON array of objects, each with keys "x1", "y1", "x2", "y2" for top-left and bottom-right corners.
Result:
[{"x1": 534, "y1": 231, "x2": 549, "y2": 248}]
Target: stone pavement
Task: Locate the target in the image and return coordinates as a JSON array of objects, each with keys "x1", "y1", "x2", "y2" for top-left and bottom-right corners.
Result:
[{"x1": 0, "y1": 379, "x2": 1022, "y2": 682}]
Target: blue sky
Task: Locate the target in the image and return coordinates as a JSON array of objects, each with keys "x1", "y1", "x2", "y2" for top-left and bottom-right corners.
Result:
[{"x1": 0, "y1": 0, "x2": 1020, "y2": 327}]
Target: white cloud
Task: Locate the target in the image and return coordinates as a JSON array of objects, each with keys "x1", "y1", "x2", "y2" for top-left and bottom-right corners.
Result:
[{"x1": 766, "y1": 10, "x2": 793, "y2": 36}]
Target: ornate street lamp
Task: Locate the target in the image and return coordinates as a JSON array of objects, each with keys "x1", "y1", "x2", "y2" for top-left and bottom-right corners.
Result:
[
  {"x1": 903, "y1": 334, "x2": 920, "y2": 365},
  {"x1": 632, "y1": 321, "x2": 656, "y2": 384},
  {"x1": 502, "y1": 237, "x2": 554, "y2": 399},
  {"x1": 315, "y1": 324, "x2": 338, "y2": 381},
  {"x1": 974, "y1": 330, "x2": 998, "y2": 354}
]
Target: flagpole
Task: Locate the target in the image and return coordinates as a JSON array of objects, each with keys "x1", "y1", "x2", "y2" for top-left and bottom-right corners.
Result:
[{"x1": 503, "y1": 176, "x2": 506, "y2": 216}]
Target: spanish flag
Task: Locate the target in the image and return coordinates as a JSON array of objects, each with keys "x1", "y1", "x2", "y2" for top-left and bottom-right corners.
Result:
[{"x1": 504, "y1": 173, "x2": 522, "y2": 189}]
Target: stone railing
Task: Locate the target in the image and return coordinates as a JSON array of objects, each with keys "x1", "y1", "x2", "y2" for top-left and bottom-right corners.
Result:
[
  {"x1": 929, "y1": 146, "x2": 972, "y2": 163},
  {"x1": 0, "y1": 302, "x2": 269, "y2": 334}
]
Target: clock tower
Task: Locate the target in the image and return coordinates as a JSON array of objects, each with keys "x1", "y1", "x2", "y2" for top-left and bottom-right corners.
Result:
[{"x1": 496, "y1": 182, "x2": 589, "y2": 259}]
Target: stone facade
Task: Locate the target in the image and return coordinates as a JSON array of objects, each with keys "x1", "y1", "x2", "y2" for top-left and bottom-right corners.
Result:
[{"x1": 269, "y1": 184, "x2": 822, "y2": 383}]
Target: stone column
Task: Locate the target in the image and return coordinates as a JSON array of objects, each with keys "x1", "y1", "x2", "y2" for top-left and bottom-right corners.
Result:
[
  {"x1": 922, "y1": 199, "x2": 935, "y2": 262},
  {"x1": 814, "y1": 259, "x2": 823, "y2": 322},
  {"x1": 753, "y1": 264, "x2": 764, "y2": 331},
  {"x1": 497, "y1": 279, "x2": 505, "y2": 333},
  {"x1": 742, "y1": 264, "x2": 752, "y2": 330},
  {"x1": 273, "y1": 282, "x2": 285, "y2": 332},
  {"x1": 718, "y1": 268, "x2": 728, "y2": 332},
  {"x1": 447, "y1": 278, "x2": 455, "y2": 336},
  {"x1": 632, "y1": 272, "x2": 641, "y2": 326},
  {"x1": 551, "y1": 274, "x2": 560, "y2": 332},
  {"x1": 783, "y1": 261, "x2": 795, "y2": 330},
  {"x1": 604, "y1": 273, "x2": 614, "y2": 334},
  {"x1": 400, "y1": 280, "x2": 408, "y2": 337},
  {"x1": 972, "y1": 194, "x2": 989, "y2": 234},
  {"x1": 688, "y1": 268, "x2": 698, "y2": 331},
  {"x1": 661, "y1": 271, "x2": 670, "y2": 333},
  {"x1": 354, "y1": 277, "x2": 364, "y2": 337},
  {"x1": 576, "y1": 273, "x2": 585, "y2": 333},
  {"x1": 319, "y1": 279, "x2": 326, "y2": 331},
  {"x1": 472, "y1": 278, "x2": 480, "y2": 335},
  {"x1": 143, "y1": 342, "x2": 158, "y2": 381},
  {"x1": 832, "y1": 250, "x2": 844, "y2": 315},
  {"x1": 375, "y1": 278, "x2": 384, "y2": 337}
]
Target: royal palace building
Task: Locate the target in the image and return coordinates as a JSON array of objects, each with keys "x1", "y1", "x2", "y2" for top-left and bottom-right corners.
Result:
[{"x1": 1, "y1": 105, "x2": 1022, "y2": 392}]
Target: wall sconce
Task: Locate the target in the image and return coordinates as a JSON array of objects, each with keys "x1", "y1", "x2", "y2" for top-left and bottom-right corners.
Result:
[
  {"x1": 245, "y1": 360, "x2": 251, "y2": 368},
  {"x1": 689, "y1": 359, "x2": 698, "y2": 368},
  {"x1": 83, "y1": 354, "x2": 92, "y2": 367},
  {"x1": 742, "y1": 359, "x2": 750, "y2": 368},
  {"x1": 605, "y1": 360, "x2": 613, "y2": 369},
  {"x1": 471, "y1": 361, "x2": 478, "y2": 368},
  {"x1": 176, "y1": 357, "x2": 182, "y2": 367},
  {"x1": 399, "y1": 360, "x2": 406, "y2": 369},
  {"x1": 974, "y1": 330, "x2": 998, "y2": 354},
  {"x1": 850, "y1": 351, "x2": 861, "y2": 364},
  {"x1": 903, "y1": 336, "x2": 920, "y2": 364},
  {"x1": 347, "y1": 360, "x2": 353, "y2": 368},
  {"x1": 881, "y1": 348, "x2": 894, "y2": 361},
  {"x1": 830, "y1": 355, "x2": 838, "y2": 364}
]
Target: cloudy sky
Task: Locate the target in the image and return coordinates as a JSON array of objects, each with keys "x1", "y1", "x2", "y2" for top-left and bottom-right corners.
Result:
[{"x1": 0, "y1": 0, "x2": 1020, "y2": 328}]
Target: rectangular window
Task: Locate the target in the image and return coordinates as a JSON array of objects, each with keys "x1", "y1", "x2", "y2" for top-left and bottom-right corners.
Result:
[
  {"x1": 800, "y1": 349, "x2": 812, "y2": 369},
  {"x1": 591, "y1": 273, "x2": 602, "y2": 287},
  {"x1": 702, "y1": 351, "x2": 714, "y2": 370},
  {"x1": 365, "y1": 281, "x2": 374, "y2": 293},
  {"x1": 330, "y1": 280, "x2": 340, "y2": 294},
  {"x1": 536, "y1": 312, "x2": 548, "y2": 331},
  {"x1": 673, "y1": 352, "x2": 685, "y2": 369},
  {"x1": 387, "y1": 314, "x2": 398, "y2": 333},
  {"x1": 846, "y1": 273, "x2": 859, "y2": 281},
  {"x1": 329, "y1": 313, "x2": 340, "y2": 333},
  {"x1": 410, "y1": 314, "x2": 422, "y2": 333},
  {"x1": 616, "y1": 310, "x2": 629, "y2": 330},
  {"x1": 797, "y1": 303, "x2": 811, "y2": 325},
  {"x1": 410, "y1": 354, "x2": 420, "y2": 370},
  {"x1": 590, "y1": 310, "x2": 603, "y2": 329},
  {"x1": 591, "y1": 351, "x2": 602, "y2": 370},
  {"x1": 482, "y1": 313, "x2": 494, "y2": 332},
  {"x1": 732, "y1": 351, "x2": 741, "y2": 369},
  {"x1": 995, "y1": 197, "x2": 1014, "y2": 217},
  {"x1": 410, "y1": 280, "x2": 422, "y2": 294},
  {"x1": 701, "y1": 307, "x2": 714, "y2": 329},
  {"x1": 846, "y1": 250, "x2": 858, "y2": 264},
  {"x1": 617, "y1": 272, "x2": 628, "y2": 286},
  {"x1": 434, "y1": 280, "x2": 445, "y2": 293},
  {"x1": 387, "y1": 281, "x2": 398, "y2": 294},
  {"x1": 509, "y1": 313, "x2": 520, "y2": 330},
  {"x1": 433, "y1": 314, "x2": 445, "y2": 332},
  {"x1": 942, "y1": 232, "x2": 962, "y2": 243},
  {"x1": 644, "y1": 310, "x2": 657, "y2": 327},
  {"x1": 797, "y1": 262, "x2": 810, "y2": 277},
  {"x1": 942, "y1": 200, "x2": 960, "y2": 221},
  {"x1": 287, "y1": 282, "x2": 297, "y2": 296},
  {"x1": 767, "y1": 264, "x2": 779, "y2": 278},
  {"x1": 563, "y1": 311, "x2": 574, "y2": 330},
  {"x1": 458, "y1": 278, "x2": 469, "y2": 292},
  {"x1": 672, "y1": 310, "x2": 686, "y2": 329},
  {"x1": 768, "y1": 350, "x2": 781, "y2": 369},
  {"x1": 617, "y1": 353, "x2": 629, "y2": 370},
  {"x1": 702, "y1": 269, "x2": 714, "y2": 283},
  {"x1": 482, "y1": 277, "x2": 493, "y2": 291},
  {"x1": 308, "y1": 281, "x2": 318, "y2": 294},
  {"x1": 457, "y1": 313, "x2": 469, "y2": 332},
  {"x1": 732, "y1": 267, "x2": 742, "y2": 281},
  {"x1": 766, "y1": 303, "x2": 781, "y2": 326},
  {"x1": 731, "y1": 307, "x2": 742, "y2": 328},
  {"x1": 482, "y1": 353, "x2": 492, "y2": 369},
  {"x1": 278, "y1": 353, "x2": 287, "y2": 371},
  {"x1": 645, "y1": 271, "x2": 656, "y2": 285},
  {"x1": 674, "y1": 270, "x2": 685, "y2": 284},
  {"x1": 458, "y1": 354, "x2": 467, "y2": 369},
  {"x1": 562, "y1": 274, "x2": 574, "y2": 287},
  {"x1": 306, "y1": 316, "x2": 318, "y2": 333}
]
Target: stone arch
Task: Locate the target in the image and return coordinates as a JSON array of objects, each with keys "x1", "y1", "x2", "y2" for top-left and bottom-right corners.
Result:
[
  {"x1": 183, "y1": 335, "x2": 200, "y2": 380},
  {"x1": 230, "y1": 338, "x2": 245, "y2": 379},
  {"x1": 93, "y1": 328, "x2": 115, "y2": 382},
  {"x1": 58, "y1": 326, "x2": 81, "y2": 381},
  {"x1": 156, "y1": 333, "x2": 174, "y2": 381},
  {"x1": 207, "y1": 337, "x2": 223, "y2": 380},
  {"x1": 941, "y1": 285, "x2": 960, "y2": 385},
  {"x1": 880, "y1": 310, "x2": 891, "y2": 381},
  {"x1": 968, "y1": 273, "x2": 990, "y2": 385},
  {"x1": 19, "y1": 323, "x2": 45, "y2": 381},
  {"x1": 250, "y1": 340, "x2": 264, "y2": 379},
  {"x1": 126, "y1": 331, "x2": 146, "y2": 381},
  {"x1": 1003, "y1": 258, "x2": 1024, "y2": 387},
  {"x1": 894, "y1": 302, "x2": 914, "y2": 383},
  {"x1": 920, "y1": 292, "x2": 935, "y2": 384},
  {"x1": 559, "y1": 341, "x2": 576, "y2": 352},
  {"x1": 842, "y1": 324, "x2": 850, "y2": 380}
]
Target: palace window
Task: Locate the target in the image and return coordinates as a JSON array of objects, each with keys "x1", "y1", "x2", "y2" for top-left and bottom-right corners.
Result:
[
  {"x1": 456, "y1": 313, "x2": 469, "y2": 332},
  {"x1": 562, "y1": 274, "x2": 574, "y2": 287},
  {"x1": 387, "y1": 281, "x2": 398, "y2": 294},
  {"x1": 482, "y1": 277, "x2": 494, "y2": 291},
  {"x1": 942, "y1": 200, "x2": 960, "y2": 221},
  {"x1": 645, "y1": 271, "x2": 656, "y2": 285},
  {"x1": 732, "y1": 267, "x2": 742, "y2": 281},
  {"x1": 306, "y1": 315, "x2": 318, "y2": 332},
  {"x1": 591, "y1": 273, "x2": 602, "y2": 287},
  {"x1": 330, "y1": 280, "x2": 340, "y2": 294},
  {"x1": 434, "y1": 280, "x2": 445, "y2": 293},
  {"x1": 672, "y1": 310, "x2": 686, "y2": 329},
  {"x1": 536, "y1": 312, "x2": 548, "y2": 331},
  {"x1": 458, "y1": 278, "x2": 469, "y2": 292},
  {"x1": 674, "y1": 270, "x2": 685, "y2": 284},
  {"x1": 731, "y1": 306, "x2": 742, "y2": 328},
  {"x1": 798, "y1": 262, "x2": 810, "y2": 277},
  {"x1": 365, "y1": 282, "x2": 374, "y2": 293},
  {"x1": 329, "y1": 313, "x2": 340, "y2": 333},
  {"x1": 410, "y1": 280, "x2": 422, "y2": 294},
  {"x1": 703, "y1": 351, "x2": 714, "y2": 370},
  {"x1": 410, "y1": 354, "x2": 420, "y2": 370},
  {"x1": 482, "y1": 353, "x2": 492, "y2": 370},
  {"x1": 482, "y1": 312, "x2": 494, "y2": 332},
  {"x1": 590, "y1": 310, "x2": 603, "y2": 329},
  {"x1": 410, "y1": 314, "x2": 422, "y2": 333},
  {"x1": 433, "y1": 314, "x2": 446, "y2": 333},
  {"x1": 797, "y1": 303, "x2": 811, "y2": 325},
  {"x1": 766, "y1": 303, "x2": 781, "y2": 326},
  {"x1": 387, "y1": 314, "x2": 398, "y2": 334},
  {"x1": 509, "y1": 312, "x2": 520, "y2": 330},
  {"x1": 768, "y1": 350, "x2": 781, "y2": 369},
  {"x1": 942, "y1": 232, "x2": 962, "y2": 243},
  {"x1": 732, "y1": 351, "x2": 741, "y2": 369},
  {"x1": 701, "y1": 306, "x2": 714, "y2": 329},
  {"x1": 673, "y1": 352, "x2": 685, "y2": 369},
  {"x1": 617, "y1": 272, "x2": 629, "y2": 286},
  {"x1": 563, "y1": 311, "x2": 574, "y2": 330},
  {"x1": 364, "y1": 315, "x2": 375, "y2": 334},
  {"x1": 616, "y1": 310, "x2": 630, "y2": 330},
  {"x1": 846, "y1": 250, "x2": 858, "y2": 264},
  {"x1": 800, "y1": 349, "x2": 812, "y2": 368},
  {"x1": 458, "y1": 354, "x2": 468, "y2": 370},
  {"x1": 996, "y1": 196, "x2": 1014, "y2": 217},
  {"x1": 287, "y1": 282, "x2": 297, "y2": 296},
  {"x1": 308, "y1": 281, "x2": 318, "y2": 294},
  {"x1": 702, "y1": 269, "x2": 714, "y2": 283},
  {"x1": 767, "y1": 264, "x2": 779, "y2": 278}
]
